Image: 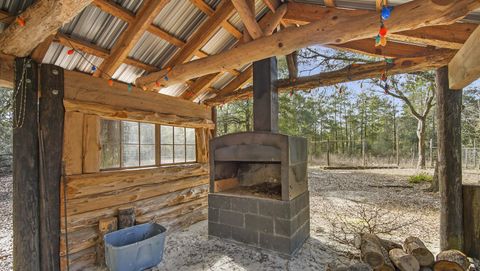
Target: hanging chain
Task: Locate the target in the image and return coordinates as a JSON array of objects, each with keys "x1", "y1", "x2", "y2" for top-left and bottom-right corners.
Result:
[{"x1": 12, "y1": 58, "x2": 30, "y2": 129}]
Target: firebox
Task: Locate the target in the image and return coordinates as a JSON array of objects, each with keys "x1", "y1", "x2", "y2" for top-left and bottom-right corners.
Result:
[{"x1": 208, "y1": 57, "x2": 310, "y2": 255}]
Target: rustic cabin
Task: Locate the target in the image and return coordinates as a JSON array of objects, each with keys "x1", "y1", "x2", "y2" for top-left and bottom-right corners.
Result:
[{"x1": 0, "y1": 0, "x2": 479, "y2": 270}]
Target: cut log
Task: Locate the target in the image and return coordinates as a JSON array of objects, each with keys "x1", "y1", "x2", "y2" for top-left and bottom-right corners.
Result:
[
  {"x1": 118, "y1": 206, "x2": 135, "y2": 229},
  {"x1": 434, "y1": 250, "x2": 470, "y2": 271},
  {"x1": 96, "y1": 217, "x2": 117, "y2": 267},
  {"x1": 378, "y1": 246, "x2": 396, "y2": 271},
  {"x1": 404, "y1": 236, "x2": 435, "y2": 267},
  {"x1": 379, "y1": 239, "x2": 403, "y2": 252},
  {"x1": 358, "y1": 233, "x2": 386, "y2": 269},
  {"x1": 389, "y1": 248, "x2": 420, "y2": 271}
]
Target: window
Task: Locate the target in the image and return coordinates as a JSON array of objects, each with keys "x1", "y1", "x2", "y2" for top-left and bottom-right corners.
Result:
[
  {"x1": 100, "y1": 119, "x2": 196, "y2": 170},
  {"x1": 160, "y1": 126, "x2": 196, "y2": 164}
]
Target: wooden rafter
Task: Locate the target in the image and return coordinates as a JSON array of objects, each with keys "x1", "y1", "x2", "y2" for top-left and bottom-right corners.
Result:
[
  {"x1": 284, "y1": 2, "x2": 476, "y2": 50},
  {"x1": 205, "y1": 49, "x2": 456, "y2": 105},
  {"x1": 232, "y1": 0, "x2": 264, "y2": 39},
  {"x1": 0, "y1": 9, "x2": 14, "y2": 24},
  {"x1": 388, "y1": 23, "x2": 477, "y2": 50},
  {"x1": 0, "y1": 0, "x2": 93, "y2": 56},
  {"x1": 31, "y1": 35, "x2": 55, "y2": 63},
  {"x1": 376, "y1": 0, "x2": 386, "y2": 11},
  {"x1": 136, "y1": 0, "x2": 480, "y2": 90},
  {"x1": 55, "y1": 33, "x2": 160, "y2": 73},
  {"x1": 180, "y1": 3, "x2": 286, "y2": 100},
  {"x1": 210, "y1": 66, "x2": 253, "y2": 100},
  {"x1": 93, "y1": 0, "x2": 170, "y2": 78},
  {"x1": 334, "y1": 39, "x2": 441, "y2": 59},
  {"x1": 286, "y1": 51, "x2": 298, "y2": 80},
  {"x1": 180, "y1": 73, "x2": 222, "y2": 101},
  {"x1": 188, "y1": 0, "x2": 243, "y2": 39},
  {"x1": 448, "y1": 25, "x2": 480, "y2": 89}
]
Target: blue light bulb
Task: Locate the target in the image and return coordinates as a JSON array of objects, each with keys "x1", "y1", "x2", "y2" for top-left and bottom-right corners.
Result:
[
  {"x1": 91, "y1": 65, "x2": 97, "y2": 71},
  {"x1": 381, "y1": 6, "x2": 393, "y2": 20}
]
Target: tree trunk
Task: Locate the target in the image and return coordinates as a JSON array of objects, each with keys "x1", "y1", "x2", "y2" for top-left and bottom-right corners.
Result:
[{"x1": 417, "y1": 118, "x2": 427, "y2": 169}]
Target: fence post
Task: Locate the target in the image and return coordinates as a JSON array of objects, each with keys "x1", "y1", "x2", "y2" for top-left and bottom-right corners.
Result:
[
  {"x1": 430, "y1": 138, "x2": 434, "y2": 168},
  {"x1": 326, "y1": 139, "x2": 330, "y2": 167},
  {"x1": 362, "y1": 139, "x2": 366, "y2": 167}
]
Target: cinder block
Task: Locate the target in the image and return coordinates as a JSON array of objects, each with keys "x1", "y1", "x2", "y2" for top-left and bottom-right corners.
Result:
[
  {"x1": 245, "y1": 213, "x2": 273, "y2": 233},
  {"x1": 231, "y1": 196, "x2": 258, "y2": 214},
  {"x1": 258, "y1": 200, "x2": 290, "y2": 219},
  {"x1": 208, "y1": 207, "x2": 219, "y2": 223},
  {"x1": 209, "y1": 222, "x2": 232, "y2": 239},
  {"x1": 274, "y1": 217, "x2": 292, "y2": 237},
  {"x1": 219, "y1": 209, "x2": 244, "y2": 228},
  {"x1": 291, "y1": 220, "x2": 310, "y2": 252},
  {"x1": 259, "y1": 232, "x2": 292, "y2": 255},
  {"x1": 232, "y1": 227, "x2": 259, "y2": 245},
  {"x1": 209, "y1": 194, "x2": 231, "y2": 210}
]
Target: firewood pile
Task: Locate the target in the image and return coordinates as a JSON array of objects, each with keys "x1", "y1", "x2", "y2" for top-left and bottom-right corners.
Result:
[{"x1": 336, "y1": 233, "x2": 477, "y2": 271}]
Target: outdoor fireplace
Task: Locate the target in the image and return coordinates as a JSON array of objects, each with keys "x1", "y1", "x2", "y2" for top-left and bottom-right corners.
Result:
[{"x1": 208, "y1": 57, "x2": 310, "y2": 255}]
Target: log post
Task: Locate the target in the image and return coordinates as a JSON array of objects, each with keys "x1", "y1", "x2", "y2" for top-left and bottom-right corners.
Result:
[
  {"x1": 12, "y1": 58, "x2": 40, "y2": 271},
  {"x1": 435, "y1": 66, "x2": 464, "y2": 251},
  {"x1": 463, "y1": 184, "x2": 480, "y2": 259},
  {"x1": 38, "y1": 64, "x2": 64, "y2": 271},
  {"x1": 97, "y1": 217, "x2": 118, "y2": 267}
]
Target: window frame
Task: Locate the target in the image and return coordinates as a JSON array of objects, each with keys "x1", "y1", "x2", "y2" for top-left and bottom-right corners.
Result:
[{"x1": 99, "y1": 119, "x2": 197, "y2": 171}]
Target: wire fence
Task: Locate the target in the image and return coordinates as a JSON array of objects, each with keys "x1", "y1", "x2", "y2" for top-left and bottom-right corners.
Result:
[
  {"x1": 0, "y1": 153, "x2": 12, "y2": 176},
  {"x1": 308, "y1": 139, "x2": 480, "y2": 169}
]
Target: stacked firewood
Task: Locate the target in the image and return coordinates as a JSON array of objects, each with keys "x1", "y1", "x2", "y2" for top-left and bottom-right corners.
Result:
[{"x1": 337, "y1": 233, "x2": 476, "y2": 271}]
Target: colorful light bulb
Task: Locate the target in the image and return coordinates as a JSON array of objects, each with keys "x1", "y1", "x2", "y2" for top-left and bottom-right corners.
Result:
[
  {"x1": 16, "y1": 17, "x2": 25, "y2": 27},
  {"x1": 380, "y1": 36, "x2": 387, "y2": 47},
  {"x1": 108, "y1": 79, "x2": 113, "y2": 86},
  {"x1": 381, "y1": 6, "x2": 393, "y2": 20},
  {"x1": 127, "y1": 83, "x2": 132, "y2": 92},
  {"x1": 375, "y1": 35, "x2": 381, "y2": 47},
  {"x1": 91, "y1": 65, "x2": 97, "y2": 72},
  {"x1": 379, "y1": 26, "x2": 388, "y2": 37},
  {"x1": 381, "y1": 72, "x2": 387, "y2": 82},
  {"x1": 67, "y1": 49, "x2": 75, "y2": 55}
]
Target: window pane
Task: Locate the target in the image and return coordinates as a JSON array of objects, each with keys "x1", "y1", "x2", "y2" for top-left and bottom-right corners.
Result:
[
  {"x1": 100, "y1": 120, "x2": 120, "y2": 145},
  {"x1": 186, "y1": 145, "x2": 196, "y2": 162},
  {"x1": 161, "y1": 126, "x2": 173, "y2": 144},
  {"x1": 174, "y1": 127, "x2": 185, "y2": 144},
  {"x1": 186, "y1": 128, "x2": 195, "y2": 144},
  {"x1": 101, "y1": 144, "x2": 120, "y2": 169},
  {"x1": 174, "y1": 144, "x2": 186, "y2": 163},
  {"x1": 161, "y1": 145, "x2": 173, "y2": 164},
  {"x1": 140, "y1": 123, "x2": 155, "y2": 144},
  {"x1": 100, "y1": 120, "x2": 120, "y2": 169},
  {"x1": 122, "y1": 145, "x2": 139, "y2": 167},
  {"x1": 122, "y1": 121, "x2": 139, "y2": 144},
  {"x1": 140, "y1": 145, "x2": 155, "y2": 166}
]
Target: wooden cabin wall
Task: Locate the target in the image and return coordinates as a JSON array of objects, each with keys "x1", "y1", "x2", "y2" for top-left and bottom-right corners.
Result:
[{"x1": 59, "y1": 86, "x2": 213, "y2": 270}]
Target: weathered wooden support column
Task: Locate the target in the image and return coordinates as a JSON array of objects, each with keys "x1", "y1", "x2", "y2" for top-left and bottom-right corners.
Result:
[
  {"x1": 38, "y1": 64, "x2": 64, "y2": 271},
  {"x1": 12, "y1": 58, "x2": 40, "y2": 271},
  {"x1": 436, "y1": 66, "x2": 464, "y2": 251},
  {"x1": 253, "y1": 57, "x2": 278, "y2": 132},
  {"x1": 463, "y1": 184, "x2": 480, "y2": 258}
]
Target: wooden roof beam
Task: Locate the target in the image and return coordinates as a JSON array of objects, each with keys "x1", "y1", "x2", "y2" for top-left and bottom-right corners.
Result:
[
  {"x1": 189, "y1": 0, "x2": 243, "y2": 39},
  {"x1": 0, "y1": 0, "x2": 92, "y2": 57},
  {"x1": 205, "y1": 49, "x2": 456, "y2": 105},
  {"x1": 136, "y1": 0, "x2": 480, "y2": 90},
  {"x1": 93, "y1": 0, "x2": 170, "y2": 78},
  {"x1": 232, "y1": 0, "x2": 264, "y2": 39},
  {"x1": 180, "y1": 73, "x2": 223, "y2": 101},
  {"x1": 448, "y1": 25, "x2": 480, "y2": 89},
  {"x1": 324, "y1": 0, "x2": 336, "y2": 7},
  {"x1": 0, "y1": 9, "x2": 14, "y2": 24}
]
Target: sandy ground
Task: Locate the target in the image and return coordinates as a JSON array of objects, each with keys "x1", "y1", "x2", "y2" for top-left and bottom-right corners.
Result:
[{"x1": 1, "y1": 169, "x2": 478, "y2": 270}]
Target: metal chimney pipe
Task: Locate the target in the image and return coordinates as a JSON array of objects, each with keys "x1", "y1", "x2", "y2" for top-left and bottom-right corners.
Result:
[{"x1": 253, "y1": 57, "x2": 278, "y2": 133}]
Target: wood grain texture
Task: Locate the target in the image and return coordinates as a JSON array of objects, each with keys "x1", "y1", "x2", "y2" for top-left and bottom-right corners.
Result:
[
  {"x1": 0, "y1": 0, "x2": 92, "y2": 56},
  {"x1": 206, "y1": 50, "x2": 456, "y2": 105},
  {"x1": 64, "y1": 99, "x2": 214, "y2": 129},
  {"x1": 136, "y1": 0, "x2": 480, "y2": 89},
  {"x1": 12, "y1": 58, "x2": 40, "y2": 271},
  {"x1": 436, "y1": 66, "x2": 464, "y2": 251},
  {"x1": 63, "y1": 112, "x2": 84, "y2": 175},
  {"x1": 232, "y1": 0, "x2": 264, "y2": 39},
  {"x1": 39, "y1": 64, "x2": 64, "y2": 271},
  {"x1": 463, "y1": 184, "x2": 480, "y2": 259},
  {"x1": 448, "y1": 25, "x2": 480, "y2": 89},
  {"x1": 82, "y1": 115, "x2": 100, "y2": 173}
]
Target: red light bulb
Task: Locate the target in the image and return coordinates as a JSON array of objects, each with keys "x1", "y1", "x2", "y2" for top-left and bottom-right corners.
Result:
[
  {"x1": 379, "y1": 26, "x2": 388, "y2": 37},
  {"x1": 67, "y1": 49, "x2": 74, "y2": 55}
]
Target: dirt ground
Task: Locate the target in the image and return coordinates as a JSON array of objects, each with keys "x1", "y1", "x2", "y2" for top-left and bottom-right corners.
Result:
[{"x1": 1, "y1": 168, "x2": 478, "y2": 271}]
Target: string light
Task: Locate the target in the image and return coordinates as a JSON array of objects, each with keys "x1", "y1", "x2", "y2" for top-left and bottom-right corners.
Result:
[
  {"x1": 127, "y1": 83, "x2": 133, "y2": 92},
  {"x1": 67, "y1": 49, "x2": 75, "y2": 55},
  {"x1": 379, "y1": 25, "x2": 388, "y2": 37},
  {"x1": 108, "y1": 79, "x2": 114, "y2": 86},
  {"x1": 91, "y1": 65, "x2": 97, "y2": 72},
  {"x1": 16, "y1": 17, "x2": 25, "y2": 27},
  {"x1": 381, "y1": 6, "x2": 393, "y2": 20}
]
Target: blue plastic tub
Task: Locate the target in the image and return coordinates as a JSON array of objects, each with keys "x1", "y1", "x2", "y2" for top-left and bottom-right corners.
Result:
[{"x1": 104, "y1": 223, "x2": 166, "y2": 271}]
